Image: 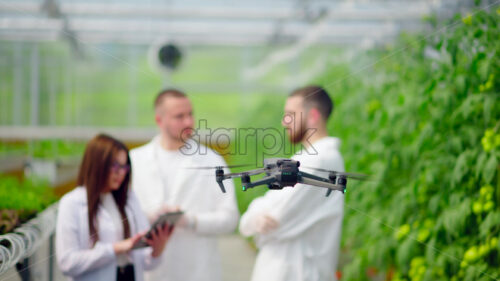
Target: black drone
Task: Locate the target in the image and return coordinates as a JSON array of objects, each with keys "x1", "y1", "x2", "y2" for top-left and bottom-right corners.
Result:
[{"x1": 189, "y1": 158, "x2": 369, "y2": 197}]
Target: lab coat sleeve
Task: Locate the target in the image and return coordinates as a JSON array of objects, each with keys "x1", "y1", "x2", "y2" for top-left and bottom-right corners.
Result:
[
  {"x1": 263, "y1": 184, "x2": 344, "y2": 242},
  {"x1": 193, "y1": 154, "x2": 240, "y2": 235},
  {"x1": 238, "y1": 195, "x2": 272, "y2": 237},
  {"x1": 56, "y1": 195, "x2": 116, "y2": 277},
  {"x1": 128, "y1": 191, "x2": 162, "y2": 271},
  {"x1": 260, "y1": 152, "x2": 345, "y2": 242}
]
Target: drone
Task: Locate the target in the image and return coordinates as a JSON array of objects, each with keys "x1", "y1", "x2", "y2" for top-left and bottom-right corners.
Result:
[{"x1": 189, "y1": 158, "x2": 369, "y2": 197}]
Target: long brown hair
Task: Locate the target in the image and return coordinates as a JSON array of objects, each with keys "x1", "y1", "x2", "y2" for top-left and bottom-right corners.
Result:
[{"x1": 77, "y1": 134, "x2": 131, "y2": 245}]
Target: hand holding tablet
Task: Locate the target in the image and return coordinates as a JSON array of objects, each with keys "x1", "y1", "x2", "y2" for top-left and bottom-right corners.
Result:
[{"x1": 133, "y1": 211, "x2": 184, "y2": 249}]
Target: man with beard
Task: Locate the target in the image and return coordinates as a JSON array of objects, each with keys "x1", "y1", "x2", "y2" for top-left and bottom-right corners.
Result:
[
  {"x1": 130, "y1": 89, "x2": 239, "y2": 281},
  {"x1": 239, "y1": 85, "x2": 345, "y2": 281}
]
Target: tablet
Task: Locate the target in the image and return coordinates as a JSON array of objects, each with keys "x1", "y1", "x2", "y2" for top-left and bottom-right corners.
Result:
[{"x1": 132, "y1": 211, "x2": 184, "y2": 249}]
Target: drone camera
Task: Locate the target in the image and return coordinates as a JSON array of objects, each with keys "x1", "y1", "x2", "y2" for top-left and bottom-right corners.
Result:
[{"x1": 268, "y1": 183, "x2": 282, "y2": 190}]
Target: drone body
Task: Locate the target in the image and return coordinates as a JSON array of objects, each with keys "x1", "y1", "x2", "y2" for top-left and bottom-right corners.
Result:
[
  {"x1": 258, "y1": 158, "x2": 300, "y2": 190},
  {"x1": 209, "y1": 158, "x2": 367, "y2": 197}
]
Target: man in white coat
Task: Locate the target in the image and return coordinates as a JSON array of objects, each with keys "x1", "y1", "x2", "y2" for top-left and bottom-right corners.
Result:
[
  {"x1": 239, "y1": 85, "x2": 345, "y2": 281},
  {"x1": 130, "y1": 89, "x2": 239, "y2": 281}
]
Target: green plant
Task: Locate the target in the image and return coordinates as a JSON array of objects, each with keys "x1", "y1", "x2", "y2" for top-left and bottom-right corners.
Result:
[
  {"x1": 311, "y1": 8, "x2": 499, "y2": 281},
  {"x1": 0, "y1": 142, "x2": 26, "y2": 156},
  {"x1": 0, "y1": 175, "x2": 57, "y2": 234},
  {"x1": 31, "y1": 139, "x2": 85, "y2": 159}
]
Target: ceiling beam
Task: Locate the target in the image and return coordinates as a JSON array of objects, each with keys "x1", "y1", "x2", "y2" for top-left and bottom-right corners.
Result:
[{"x1": 0, "y1": 1, "x2": 433, "y2": 21}]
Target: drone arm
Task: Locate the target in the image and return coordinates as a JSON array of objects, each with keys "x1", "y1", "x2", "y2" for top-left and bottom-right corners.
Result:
[
  {"x1": 299, "y1": 171, "x2": 332, "y2": 183},
  {"x1": 223, "y1": 168, "x2": 266, "y2": 179},
  {"x1": 298, "y1": 175, "x2": 344, "y2": 192},
  {"x1": 243, "y1": 176, "x2": 276, "y2": 189},
  {"x1": 246, "y1": 168, "x2": 268, "y2": 176},
  {"x1": 216, "y1": 168, "x2": 268, "y2": 193}
]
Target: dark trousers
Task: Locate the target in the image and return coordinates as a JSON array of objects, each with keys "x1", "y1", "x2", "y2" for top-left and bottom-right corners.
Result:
[{"x1": 116, "y1": 264, "x2": 135, "y2": 281}]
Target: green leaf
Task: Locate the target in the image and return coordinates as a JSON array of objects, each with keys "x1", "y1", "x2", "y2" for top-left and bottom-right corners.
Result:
[
  {"x1": 396, "y1": 236, "x2": 419, "y2": 269},
  {"x1": 479, "y1": 211, "x2": 500, "y2": 238},
  {"x1": 441, "y1": 198, "x2": 471, "y2": 238},
  {"x1": 452, "y1": 150, "x2": 473, "y2": 187},
  {"x1": 482, "y1": 154, "x2": 498, "y2": 183},
  {"x1": 475, "y1": 152, "x2": 488, "y2": 178},
  {"x1": 464, "y1": 263, "x2": 488, "y2": 281}
]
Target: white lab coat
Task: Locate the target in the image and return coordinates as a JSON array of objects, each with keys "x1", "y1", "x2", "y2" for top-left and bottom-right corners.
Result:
[
  {"x1": 130, "y1": 136, "x2": 239, "y2": 281},
  {"x1": 240, "y1": 137, "x2": 345, "y2": 281},
  {"x1": 56, "y1": 187, "x2": 160, "y2": 281}
]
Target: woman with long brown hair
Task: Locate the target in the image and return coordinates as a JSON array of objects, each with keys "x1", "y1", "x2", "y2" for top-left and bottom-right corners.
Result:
[{"x1": 56, "y1": 134, "x2": 173, "y2": 281}]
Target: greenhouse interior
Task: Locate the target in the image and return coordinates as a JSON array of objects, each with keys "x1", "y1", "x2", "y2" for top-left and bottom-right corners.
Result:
[{"x1": 0, "y1": 0, "x2": 499, "y2": 280}]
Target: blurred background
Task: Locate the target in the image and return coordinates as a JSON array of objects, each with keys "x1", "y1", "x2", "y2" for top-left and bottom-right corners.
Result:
[{"x1": 0, "y1": 0, "x2": 499, "y2": 280}]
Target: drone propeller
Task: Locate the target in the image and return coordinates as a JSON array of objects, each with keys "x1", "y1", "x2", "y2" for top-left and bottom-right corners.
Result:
[
  {"x1": 223, "y1": 168, "x2": 268, "y2": 178},
  {"x1": 188, "y1": 164, "x2": 262, "y2": 193},
  {"x1": 184, "y1": 164, "x2": 252, "y2": 170},
  {"x1": 201, "y1": 168, "x2": 267, "y2": 178},
  {"x1": 301, "y1": 166, "x2": 370, "y2": 180}
]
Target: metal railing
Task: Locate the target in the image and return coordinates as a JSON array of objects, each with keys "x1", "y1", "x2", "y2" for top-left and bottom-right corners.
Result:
[{"x1": 0, "y1": 203, "x2": 58, "y2": 280}]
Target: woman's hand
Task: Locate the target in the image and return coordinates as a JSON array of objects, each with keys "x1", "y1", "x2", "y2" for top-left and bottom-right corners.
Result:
[
  {"x1": 176, "y1": 214, "x2": 196, "y2": 230},
  {"x1": 150, "y1": 205, "x2": 180, "y2": 222},
  {"x1": 145, "y1": 224, "x2": 174, "y2": 258},
  {"x1": 113, "y1": 234, "x2": 143, "y2": 255}
]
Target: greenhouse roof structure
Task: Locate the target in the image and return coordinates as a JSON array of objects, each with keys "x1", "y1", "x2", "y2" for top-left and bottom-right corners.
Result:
[{"x1": 0, "y1": 0, "x2": 473, "y2": 47}]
